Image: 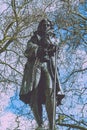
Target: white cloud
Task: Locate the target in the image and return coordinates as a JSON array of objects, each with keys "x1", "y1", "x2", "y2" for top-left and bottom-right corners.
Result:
[
  {"x1": 0, "y1": 112, "x2": 38, "y2": 130},
  {"x1": 0, "y1": 112, "x2": 16, "y2": 130},
  {"x1": 0, "y1": 2, "x2": 7, "y2": 13}
]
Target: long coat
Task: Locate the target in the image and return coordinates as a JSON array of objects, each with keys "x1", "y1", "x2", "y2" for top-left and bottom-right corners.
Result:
[{"x1": 20, "y1": 36, "x2": 52, "y2": 103}]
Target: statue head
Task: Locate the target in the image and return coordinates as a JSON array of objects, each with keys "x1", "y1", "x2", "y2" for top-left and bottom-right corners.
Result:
[{"x1": 37, "y1": 19, "x2": 53, "y2": 37}]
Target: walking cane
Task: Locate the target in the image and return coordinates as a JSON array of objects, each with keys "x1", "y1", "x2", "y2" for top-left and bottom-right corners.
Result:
[{"x1": 52, "y1": 45, "x2": 58, "y2": 130}]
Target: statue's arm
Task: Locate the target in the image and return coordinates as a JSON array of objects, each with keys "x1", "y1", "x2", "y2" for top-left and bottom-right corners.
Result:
[{"x1": 24, "y1": 40, "x2": 38, "y2": 59}]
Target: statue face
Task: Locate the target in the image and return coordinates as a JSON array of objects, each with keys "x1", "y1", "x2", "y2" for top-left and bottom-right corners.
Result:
[
  {"x1": 45, "y1": 20, "x2": 56, "y2": 38},
  {"x1": 45, "y1": 19, "x2": 53, "y2": 32},
  {"x1": 37, "y1": 19, "x2": 54, "y2": 36}
]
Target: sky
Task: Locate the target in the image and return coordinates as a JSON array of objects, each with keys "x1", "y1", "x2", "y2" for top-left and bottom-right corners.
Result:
[
  {"x1": 0, "y1": 1, "x2": 7, "y2": 13},
  {"x1": 0, "y1": 1, "x2": 87, "y2": 130}
]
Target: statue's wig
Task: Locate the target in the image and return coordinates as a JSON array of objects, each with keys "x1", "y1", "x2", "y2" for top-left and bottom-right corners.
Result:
[{"x1": 37, "y1": 19, "x2": 53, "y2": 36}]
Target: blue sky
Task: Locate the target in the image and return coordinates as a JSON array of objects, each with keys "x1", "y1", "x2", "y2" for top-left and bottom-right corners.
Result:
[{"x1": 0, "y1": 1, "x2": 87, "y2": 130}]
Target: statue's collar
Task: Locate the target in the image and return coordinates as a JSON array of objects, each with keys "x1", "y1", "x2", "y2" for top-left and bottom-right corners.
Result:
[{"x1": 36, "y1": 34, "x2": 41, "y2": 41}]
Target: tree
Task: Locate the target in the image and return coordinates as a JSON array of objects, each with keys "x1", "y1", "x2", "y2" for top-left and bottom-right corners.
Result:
[{"x1": 0, "y1": 0, "x2": 87, "y2": 129}]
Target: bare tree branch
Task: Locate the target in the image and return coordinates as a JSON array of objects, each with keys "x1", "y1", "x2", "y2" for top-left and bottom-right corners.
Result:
[{"x1": 57, "y1": 123, "x2": 87, "y2": 130}]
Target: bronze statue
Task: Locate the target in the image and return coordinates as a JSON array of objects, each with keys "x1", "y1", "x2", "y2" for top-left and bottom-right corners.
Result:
[{"x1": 19, "y1": 19, "x2": 65, "y2": 130}]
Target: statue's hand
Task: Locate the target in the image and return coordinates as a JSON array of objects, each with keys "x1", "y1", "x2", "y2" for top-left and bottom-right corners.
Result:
[
  {"x1": 48, "y1": 44, "x2": 56, "y2": 56},
  {"x1": 37, "y1": 47, "x2": 50, "y2": 62},
  {"x1": 37, "y1": 47, "x2": 47, "y2": 58}
]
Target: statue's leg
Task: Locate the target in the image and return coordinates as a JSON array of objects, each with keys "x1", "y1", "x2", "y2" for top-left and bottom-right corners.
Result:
[
  {"x1": 45, "y1": 87, "x2": 53, "y2": 130},
  {"x1": 42, "y1": 69, "x2": 53, "y2": 130},
  {"x1": 30, "y1": 88, "x2": 43, "y2": 126},
  {"x1": 29, "y1": 67, "x2": 43, "y2": 127},
  {"x1": 48, "y1": 59, "x2": 65, "y2": 106}
]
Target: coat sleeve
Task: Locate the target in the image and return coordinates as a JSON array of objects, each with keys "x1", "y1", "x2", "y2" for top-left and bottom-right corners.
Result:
[{"x1": 24, "y1": 40, "x2": 38, "y2": 59}]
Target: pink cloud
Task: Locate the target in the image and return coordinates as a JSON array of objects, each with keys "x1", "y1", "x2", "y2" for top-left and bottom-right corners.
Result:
[{"x1": 0, "y1": 2, "x2": 7, "y2": 13}]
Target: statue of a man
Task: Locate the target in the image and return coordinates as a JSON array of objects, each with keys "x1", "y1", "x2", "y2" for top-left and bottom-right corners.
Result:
[{"x1": 19, "y1": 19, "x2": 64, "y2": 130}]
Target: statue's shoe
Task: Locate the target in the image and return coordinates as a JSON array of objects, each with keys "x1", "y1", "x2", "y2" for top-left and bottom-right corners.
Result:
[
  {"x1": 35, "y1": 125, "x2": 50, "y2": 130},
  {"x1": 35, "y1": 127, "x2": 49, "y2": 130}
]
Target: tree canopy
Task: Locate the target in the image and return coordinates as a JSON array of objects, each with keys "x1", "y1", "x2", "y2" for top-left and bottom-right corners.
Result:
[{"x1": 0, "y1": 0, "x2": 87, "y2": 129}]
